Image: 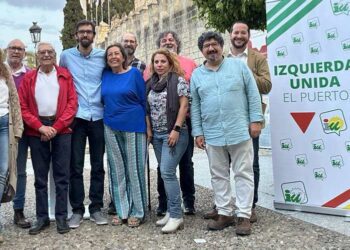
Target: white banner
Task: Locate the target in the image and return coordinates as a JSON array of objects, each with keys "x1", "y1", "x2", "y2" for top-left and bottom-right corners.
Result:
[{"x1": 267, "y1": 0, "x2": 350, "y2": 215}]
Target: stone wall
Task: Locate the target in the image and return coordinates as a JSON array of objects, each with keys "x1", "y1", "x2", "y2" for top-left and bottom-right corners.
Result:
[{"x1": 96, "y1": 0, "x2": 266, "y2": 65}]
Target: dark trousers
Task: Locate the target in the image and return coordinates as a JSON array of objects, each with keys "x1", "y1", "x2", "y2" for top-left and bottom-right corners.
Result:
[
  {"x1": 252, "y1": 136, "x2": 260, "y2": 208},
  {"x1": 29, "y1": 126, "x2": 71, "y2": 220},
  {"x1": 157, "y1": 118, "x2": 195, "y2": 209},
  {"x1": 69, "y1": 118, "x2": 105, "y2": 215}
]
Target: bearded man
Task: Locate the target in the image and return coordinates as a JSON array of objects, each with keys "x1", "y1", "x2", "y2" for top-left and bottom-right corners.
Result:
[
  {"x1": 228, "y1": 21, "x2": 271, "y2": 223},
  {"x1": 59, "y1": 20, "x2": 107, "y2": 229},
  {"x1": 121, "y1": 32, "x2": 146, "y2": 74}
]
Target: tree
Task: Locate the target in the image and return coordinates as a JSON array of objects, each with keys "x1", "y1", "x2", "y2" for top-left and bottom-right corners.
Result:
[
  {"x1": 192, "y1": 0, "x2": 266, "y2": 32},
  {"x1": 25, "y1": 51, "x2": 36, "y2": 68},
  {"x1": 61, "y1": 0, "x2": 86, "y2": 49},
  {"x1": 87, "y1": 0, "x2": 134, "y2": 25}
]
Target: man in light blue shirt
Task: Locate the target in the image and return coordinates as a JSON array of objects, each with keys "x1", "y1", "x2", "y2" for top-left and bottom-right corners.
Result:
[
  {"x1": 60, "y1": 20, "x2": 107, "y2": 228},
  {"x1": 190, "y1": 31, "x2": 263, "y2": 236}
]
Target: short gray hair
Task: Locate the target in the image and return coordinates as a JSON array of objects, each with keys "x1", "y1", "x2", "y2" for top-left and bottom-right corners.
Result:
[{"x1": 36, "y1": 42, "x2": 55, "y2": 53}]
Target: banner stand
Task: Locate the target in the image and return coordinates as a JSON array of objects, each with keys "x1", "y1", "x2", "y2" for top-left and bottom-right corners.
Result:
[{"x1": 274, "y1": 202, "x2": 350, "y2": 217}]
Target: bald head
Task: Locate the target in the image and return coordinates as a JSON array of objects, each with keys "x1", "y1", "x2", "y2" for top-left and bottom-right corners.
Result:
[
  {"x1": 7, "y1": 39, "x2": 25, "y2": 49},
  {"x1": 6, "y1": 39, "x2": 26, "y2": 70}
]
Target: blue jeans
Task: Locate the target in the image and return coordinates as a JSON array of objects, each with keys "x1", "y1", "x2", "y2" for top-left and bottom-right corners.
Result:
[
  {"x1": 157, "y1": 118, "x2": 195, "y2": 209},
  {"x1": 13, "y1": 134, "x2": 29, "y2": 210},
  {"x1": 152, "y1": 129, "x2": 188, "y2": 219},
  {"x1": 0, "y1": 114, "x2": 9, "y2": 201}
]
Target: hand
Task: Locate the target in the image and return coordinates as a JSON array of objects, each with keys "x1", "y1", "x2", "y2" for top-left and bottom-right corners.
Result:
[
  {"x1": 249, "y1": 122, "x2": 262, "y2": 138},
  {"x1": 195, "y1": 135, "x2": 206, "y2": 149},
  {"x1": 147, "y1": 127, "x2": 153, "y2": 142},
  {"x1": 40, "y1": 134, "x2": 50, "y2": 142},
  {"x1": 38, "y1": 125, "x2": 57, "y2": 139},
  {"x1": 168, "y1": 130, "x2": 179, "y2": 147}
]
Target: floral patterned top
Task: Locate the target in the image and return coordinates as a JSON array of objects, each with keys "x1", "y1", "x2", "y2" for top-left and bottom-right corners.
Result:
[{"x1": 148, "y1": 76, "x2": 190, "y2": 132}]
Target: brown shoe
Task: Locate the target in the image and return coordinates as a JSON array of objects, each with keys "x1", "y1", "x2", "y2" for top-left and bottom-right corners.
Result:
[
  {"x1": 207, "y1": 214, "x2": 235, "y2": 230},
  {"x1": 250, "y1": 208, "x2": 257, "y2": 223},
  {"x1": 236, "y1": 217, "x2": 251, "y2": 235},
  {"x1": 14, "y1": 209, "x2": 31, "y2": 229},
  {"x1": 203, "y1": 208, "x2": 218, "y2": 220}
]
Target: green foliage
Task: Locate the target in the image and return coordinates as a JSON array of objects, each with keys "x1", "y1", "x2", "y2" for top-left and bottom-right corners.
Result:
[
  {"x1": 110, "y1": 0, "x2": 134, "y2": 20},
  {"x1": 87, "y1": 0, "x2": 134, "y2": 24},
  {"x1": 25, "y1": 51, "x2": 36, "y2": 68},
  {"x1": 61, "y1": 0, "x2": 86, "y2": 49},
  {"x1": 192, "y1": 0, "x2": 266, "y2": 32}
]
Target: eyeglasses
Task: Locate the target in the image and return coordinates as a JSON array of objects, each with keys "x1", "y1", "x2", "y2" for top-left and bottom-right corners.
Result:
[
  {"x1": 8, "y1": 46, "x2": 25, "y2": 52},
  {"x1": 37, "y1": 50, "x2": 55, "y2": 56},
  {"x1": 123, "y1": 39, "x2": 136, "y2": 44},
  {"x1": 203, "y1": 42, "x2": 220, "y2": 49},
  {"x1": 77, "y1": 30, "x2": 94, "y2": 35}
]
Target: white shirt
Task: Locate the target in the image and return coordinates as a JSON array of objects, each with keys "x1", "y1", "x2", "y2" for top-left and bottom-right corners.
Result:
[
  {"x1": 0, "y1": 78, "x2": 9, "y2": 117},
  {"x1": 229, "y1": 47, "x2": 248, "y2": 64},
  {"x1": 35, "y1": 68, "x2": 59, "y2": 116}
]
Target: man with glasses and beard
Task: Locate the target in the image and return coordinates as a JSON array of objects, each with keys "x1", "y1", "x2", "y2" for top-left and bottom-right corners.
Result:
[
  {"x1": 121, "y1": 33, "x2": 146, "y2": 74},
  {"x1": 228, "y1": 21, "x2": 271, "y2": 223},
  {"x1": 191, "y1": 31, "x2": 263, "y2": 236},
  {"x1": 60, "y1": 20, "x2": 108, "y2": 229}
]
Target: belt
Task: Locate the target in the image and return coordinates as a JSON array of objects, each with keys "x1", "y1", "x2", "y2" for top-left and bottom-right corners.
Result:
[{"x1": 39, "y1": 115, "x2": 56, "y2": 121}]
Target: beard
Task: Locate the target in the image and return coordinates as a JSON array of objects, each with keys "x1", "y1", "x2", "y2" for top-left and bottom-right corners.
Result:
[
  {"x1": 163, "y1": 44, "x2": 177, "y2": 53},
  {"x1": 79, "y1": 38, "x2": 93, "y2": 48},
  {"x1": 206, "y1": 51, "x2": 219, "y2": 61},
  {"x1": 231, "y1": 39, "x2": 248, "y2": 49},
  {"x1": 124, "y1": 46, "x2": 135, "y2": 56}
]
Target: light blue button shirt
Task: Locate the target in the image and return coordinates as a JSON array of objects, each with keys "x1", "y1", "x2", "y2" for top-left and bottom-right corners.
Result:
[
  {"x1": 60, "y1": 47, "x2": 105, "y2": 121},
  {"x1": 190, "y1": 57, "x2": 263, "y2": 146}
]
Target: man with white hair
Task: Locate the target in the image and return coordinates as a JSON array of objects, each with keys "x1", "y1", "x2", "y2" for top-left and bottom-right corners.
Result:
[{"x1": 19, "y1": 42, "x2": 78, "y2": 235}]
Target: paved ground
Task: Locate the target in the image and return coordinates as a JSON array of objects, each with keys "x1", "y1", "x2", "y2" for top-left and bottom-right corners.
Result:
[{"x1": 1, "y1": 148, "x2": 350, "y2": 249}]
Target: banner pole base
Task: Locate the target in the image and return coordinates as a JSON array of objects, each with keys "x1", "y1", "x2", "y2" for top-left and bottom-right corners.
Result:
[{"x1": 274, "y1": 201, "x2": 350, "y2": 217}]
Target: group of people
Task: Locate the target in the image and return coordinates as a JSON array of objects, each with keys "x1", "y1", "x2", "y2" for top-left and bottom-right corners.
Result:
[{"x1": 0, "y1": 19, "x2": 271, "y2": 243}]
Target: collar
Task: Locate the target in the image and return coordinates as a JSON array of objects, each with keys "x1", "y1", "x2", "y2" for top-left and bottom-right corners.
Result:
[
  {"x1": 12, "y1": 64, "x2": 27, "y2": 76},
  {"x1": 228, "y1": 47, "x2": 248, "y2": 58},
  {"x1": 75, "y1": 45, "x2": 95, "y2": 58},
  {"x1": 202, "y1": 56, "x2": 225, "y2": 71},
  {"x1": 38, "y1": 66, "x2": 56, "y2": 75},
  {"x1": 129, "y1": 56, "x2": 138, "y2": 65},
  {"x1": 5, "y1": 62, "x2": 27, "y2": 77}
]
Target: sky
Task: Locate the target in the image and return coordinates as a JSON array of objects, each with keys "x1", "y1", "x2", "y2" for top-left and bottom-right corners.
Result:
[{"x1": 0, "y1": 0, "x2": 66, "y2": 56}]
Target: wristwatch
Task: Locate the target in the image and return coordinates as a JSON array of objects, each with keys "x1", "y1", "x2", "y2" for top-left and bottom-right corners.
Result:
[{"x1": 173, "y1": 125, "x2": 181, "y2": 132}]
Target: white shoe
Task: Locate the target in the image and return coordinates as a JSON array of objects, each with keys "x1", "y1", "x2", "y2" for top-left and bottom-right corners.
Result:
[
  {"x1": 161, "y1": 217, "x2": 184, "y2": 233},
  {"x1": 156, "y1": 212, "x2": 170, "y2": 227}
]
